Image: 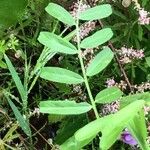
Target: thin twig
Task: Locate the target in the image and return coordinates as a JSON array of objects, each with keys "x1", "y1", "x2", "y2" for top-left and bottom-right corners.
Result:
[
  {"x1": 30, "y1": 124, "x2": 53, "y2": 148},
  {"x1": 18, "y1": 134, "x2": 30, "y2": 150},
  {"x1": 98, "y1": 19, "x2": 133, "y2": 91},
  {"x1": 107, "y1": 40, "x2": 133, "y2": 92}
]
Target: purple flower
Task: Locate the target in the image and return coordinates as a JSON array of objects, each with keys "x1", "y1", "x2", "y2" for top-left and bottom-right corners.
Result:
[{"x1": 121, "y1": 131, "x2": 137, "y2": 146}]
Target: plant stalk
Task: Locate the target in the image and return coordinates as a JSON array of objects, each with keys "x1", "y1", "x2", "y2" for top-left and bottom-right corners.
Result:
[{"x1": 76, "y1": 0, "x2": 99, "y2": 119}]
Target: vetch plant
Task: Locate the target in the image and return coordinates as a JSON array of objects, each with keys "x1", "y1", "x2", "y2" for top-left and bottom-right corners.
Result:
[
  {"x1": 0, "y1": 0, "x2": 150, "y2": 149},
  {"x1": 38, "y1": 2, "x2": 114, "y2": 119},
  {"x1": 37, "y1": 1, "x2": 150, "y2": 150}
]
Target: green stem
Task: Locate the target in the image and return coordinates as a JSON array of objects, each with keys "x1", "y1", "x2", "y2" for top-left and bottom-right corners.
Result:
[
  {"x1": 59, "y1": 26, "x2": 69, "y2": 36},
  {"x1": 3, "y1": 142, "x2": 17, "y2": 150},
  {"x1": 52, "y1": 20, "x2": 59, "y2": 33},
  {"x1": 78, "y1": 55, "x2": 99, "y2": 119},
  {"x1": 28, "y1": 29, "x2": 77, "y2": 94},
  {"x1": 76, "y1": 0, "x2": 99, "y2": 119}
]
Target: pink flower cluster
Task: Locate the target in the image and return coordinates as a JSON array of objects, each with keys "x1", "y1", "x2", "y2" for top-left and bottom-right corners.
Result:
[
  {"x1": 106, "y1": 78, "x2": 116, "y2": 87},
  {"x1": 101, "y1": 101, "x2": 120, "y2": 116},
  {"x1": 72, "y1": 84, "x2": 87, "y2": 100},
  {"x1": 69, "y1": 2, "x2": 96, "y2": 42},
  {"x1": 73, "y1": 21, "x2": 96, "y2": 42},
  {"x1": 106, "y1": 78, "x2": 127, "y2": 90},
  {"x1": 29, "y1": 108, "x2": 40, "y2": 117},
  {"x1": 117, "y1": 46, "x2": 144, "y2": 64},
  {"x1": 133, "y1": 81, "x2": 150, "y2": 93},
  {"x1": 70, "y1": 2, "x2": 90, "y2": 19},
  {"x1": 129, "y1": 0, "x2": 150, "y2": 25},
  {"x1": 138, "y1": 9, "x2": 150, "y2": 25}
]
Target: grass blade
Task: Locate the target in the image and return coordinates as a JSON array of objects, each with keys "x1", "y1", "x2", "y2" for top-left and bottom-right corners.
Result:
[
  {"x1": 4, "y1": 54, "x2": 26, "y2": 104},
  {"x1": 5, "y1": 94, "x2": 31, "y2": 136}
]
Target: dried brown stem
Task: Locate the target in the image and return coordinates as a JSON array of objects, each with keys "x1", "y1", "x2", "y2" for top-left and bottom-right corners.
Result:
[
  {"x1": 108, "y1": 40, "x2": 133, "y2": 92},
  {"x1": 30, "y1": 124, "x2": 53, "y2": 148}
]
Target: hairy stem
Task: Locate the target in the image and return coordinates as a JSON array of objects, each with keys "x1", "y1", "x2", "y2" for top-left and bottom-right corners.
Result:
[{"x1": 76, "y1": 0, "x2": 99, "y2": 119}]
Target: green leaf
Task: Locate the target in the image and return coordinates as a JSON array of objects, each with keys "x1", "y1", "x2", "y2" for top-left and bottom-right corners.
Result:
[
  {"x1": 113, "y1": 10, "x2": 127, "y2": 20},
  {"x1": 95, "y1": 86, "x2": 123, "y2": 104},
  {"x1": 99, "y1": 123, "x2": 124, "y2": 150},
  {"x1": 54, "y1": 83, "x2": 71, "y2": 94},
  {"x1": 75, "y1": 115, "x2": 111, "y2": 143},
  {"x1": 0, "y1": 0, "x2": 27, "y2": 29},
  {"x1": 3, "y1": 124, "x2": 19, "y2": 141},
  {"x1": 121, "y1": 92, "x2": 150, "y2": 102},
  {"x1": 86, "y1": 47, "x2": 114, "y2": 76},
  {"x1": 0, "y1": 60, "x2": 7, "y2": 68},
  {"x1": 60, "y1": 100, "x2": 145, "y2": 150},
  {"x1": 73, "y1": 100, "x2": 144, "y2": 150},
  {"x1": 99, "y1": 100, "x2": 144, "y2": 150},
  {"x1": 55, "y1": 115, "x2": 87, "y2": 144},
  {"x1": 120, "y1": 92, "x2": 150, "y2": 108},
  {"x1": 79, "y1": 4, "x2": 112, "y2": 21},
  {"x1": 127, "y1": 110, "x2": 149, "y2": 150},
  {"x1": 38, "y1": 32, "x2": 77, "y2": 54},
  {"x1": 48, "y1": 114, "x2": 65, "y2": 123},
  {"x1": 60, "y1": 136, "x2": 79, "y2": 150},
  {"x1": 40, "y1": 100, "x2": 92, "y2": 115},
  {"x1": 142, "y1": 0, "x2": 149, "y2": 6},
  {"x1": 5, "y1": 95, "x2": 31, "y2": 136},
  {"x1": 40, "y1": 67, "x2": 84, "y2": 84},
  {"x1": 80, "y1": 28, "x2": 113, "y2": 48},
  {"x1": 146, "y1": 57, "x2": 150, "y2": 67},
  {"x1": 138, "y1": 25, "x2": 143, "y2": 41},
  {"x1": 4, "y1": 54, "x2": 26, "y2": 103},
  {"x1": 45, "y1": 3, "x2": 75, "y2": 26}
]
